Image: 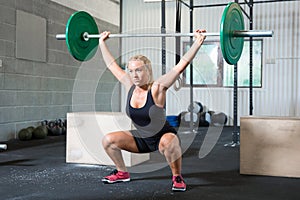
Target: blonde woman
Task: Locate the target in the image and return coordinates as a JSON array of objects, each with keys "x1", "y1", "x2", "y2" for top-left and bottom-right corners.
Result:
[{"x1": 99, "y1": 29, "x2": 206, "y2": 192}]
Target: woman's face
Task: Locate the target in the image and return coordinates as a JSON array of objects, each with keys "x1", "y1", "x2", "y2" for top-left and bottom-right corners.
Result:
[{"x1": 127, "y1": 60, "x2": 149, "y2": 87}]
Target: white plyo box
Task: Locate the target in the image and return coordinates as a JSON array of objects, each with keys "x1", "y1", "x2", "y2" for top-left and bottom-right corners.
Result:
[
  {"x1": 240, "y1": 116, "x2": 300, "y2": 178},
  {"x1": 66, "y1": 112, "x2": 150, "y2": 167}
]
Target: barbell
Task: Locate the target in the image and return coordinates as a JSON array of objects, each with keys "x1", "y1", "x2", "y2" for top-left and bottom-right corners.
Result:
[{"x1": 56, "y1": 2, "x2": 273, "y2": 65}]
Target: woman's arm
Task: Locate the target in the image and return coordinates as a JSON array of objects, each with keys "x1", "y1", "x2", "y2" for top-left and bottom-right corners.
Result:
[
  {"x1": 155, "y1": 29, "x2": 206, "y2": 89},
  {"x1": 99, "y1": 31, "x2": 132, "y2": 89}
]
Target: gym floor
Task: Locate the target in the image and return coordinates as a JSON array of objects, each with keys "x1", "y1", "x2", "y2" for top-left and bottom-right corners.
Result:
[{"x1": 1, "y1": 126, "x2": 299, "y2": 200}]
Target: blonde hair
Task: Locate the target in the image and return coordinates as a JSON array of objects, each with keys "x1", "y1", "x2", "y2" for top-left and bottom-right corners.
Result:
[{"x1": 128, "y1": 55, "x2": 154, "y2": 86}]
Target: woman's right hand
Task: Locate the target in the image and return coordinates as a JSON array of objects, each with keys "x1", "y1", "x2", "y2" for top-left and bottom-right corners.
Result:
[{"x1": 99, "y1": 31, "x2": 110, "y2": 43}]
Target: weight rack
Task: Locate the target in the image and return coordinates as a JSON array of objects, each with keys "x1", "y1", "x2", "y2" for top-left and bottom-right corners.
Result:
[{"x1": 173, "y1": 0, "x2": 294, "y2": 147}]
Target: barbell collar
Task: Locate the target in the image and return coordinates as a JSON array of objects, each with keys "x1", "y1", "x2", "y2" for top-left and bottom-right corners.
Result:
[
  {"x1": 233, "y1": 30, "x2": 273, "y2": 37},
  {"x1": 56, "y1": 34, "x2": 67, "y2": 40},
  {"x1": 0, "y1": 144, "x2": 7, "y2": 150}
]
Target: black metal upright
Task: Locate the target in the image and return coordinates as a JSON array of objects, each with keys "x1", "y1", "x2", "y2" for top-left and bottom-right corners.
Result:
[
  {"x1": 232, "y1": 63, "x2": 240, "y2": 145},
  {"x1": 225, "y1": 51, "x2": 240, "y2": 147},
  {"x1": 249, "y1": 0, "x2": 254, "y2": 115},
  {"x1": 225, "y1": 0, "x2": 240, "y2": 147},
  {"x1": 161, "y1": 0, "x2": 166, "y2": 75},
  {"x1": 189, "y1": 0, "x2": 195, "y2": 132},
  {"x1": 232, "y1": 0, "x2": 240, "y2": 146},
  {"x1": 175, "y1": 0, "x2": 181, "y2": 64}
]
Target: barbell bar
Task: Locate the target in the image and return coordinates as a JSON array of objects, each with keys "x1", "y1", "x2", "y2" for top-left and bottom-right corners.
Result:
[
  {"x1": 56, "y1": 2, "x2": 273, "y2": 64},
  {"x1": 56, "y1": 30, "x2": 273, "y2": 41}
]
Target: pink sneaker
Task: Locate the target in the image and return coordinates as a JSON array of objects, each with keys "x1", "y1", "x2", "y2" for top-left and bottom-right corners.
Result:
[
  {"x1": 172, "y1": 175, "x2": 186, "y2": 192},
  {"x1": 102, "y1": 169, "x2": 130, "y2": 184}
]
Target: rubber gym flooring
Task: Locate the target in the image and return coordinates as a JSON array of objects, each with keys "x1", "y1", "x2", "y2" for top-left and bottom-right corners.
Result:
[{"x1": 1, "y1": 126, "x2": 300, "y2": 200}]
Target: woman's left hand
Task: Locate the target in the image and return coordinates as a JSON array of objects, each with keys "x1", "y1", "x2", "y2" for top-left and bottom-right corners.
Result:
[{"x1": 194, "y1": 29, "x2": 206, "y2": 44}]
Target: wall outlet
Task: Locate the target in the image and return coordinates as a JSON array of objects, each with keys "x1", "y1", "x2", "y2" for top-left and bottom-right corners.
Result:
[{"x1": 0, "y1": 59, "x2": 2, "y2": 67}]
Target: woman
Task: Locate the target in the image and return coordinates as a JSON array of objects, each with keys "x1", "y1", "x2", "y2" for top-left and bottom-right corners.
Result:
[{"x1": 99, "y1": 29, "x2": 206, "y2": 192}]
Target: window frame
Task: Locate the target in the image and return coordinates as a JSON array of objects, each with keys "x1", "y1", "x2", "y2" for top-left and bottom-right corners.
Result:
[{"x1": 182, "y1": 39, "x2": 263, "y2": 88}]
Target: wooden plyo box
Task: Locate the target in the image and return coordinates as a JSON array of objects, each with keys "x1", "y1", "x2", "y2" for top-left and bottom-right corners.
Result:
[
  {"x1": 240, "y1": 116, "x2": 300, "y2": 178},
  {"x1": 66, "y1": 112, "x2": 150, "y2": 167}
]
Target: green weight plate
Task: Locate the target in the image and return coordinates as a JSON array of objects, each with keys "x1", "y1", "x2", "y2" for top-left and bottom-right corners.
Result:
[
  {"x1": 220, "y1": 2, "x2": 244, "y2": 65},
  {"x1": 66, "y1": 11, "x2": 99, "y2": 61}
]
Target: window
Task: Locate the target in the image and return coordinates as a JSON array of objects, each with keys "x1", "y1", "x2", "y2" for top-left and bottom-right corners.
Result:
[{"x1": 183, "y1": 39, "x2": 263, "y2": 88}]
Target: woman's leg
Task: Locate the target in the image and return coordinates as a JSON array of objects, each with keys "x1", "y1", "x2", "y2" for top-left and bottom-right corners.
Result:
[
  {"x1": 159, "y1": 133, "x2": 186, "y2": 191},
  {"x1": 102, "y1": 131, "x2": 139, "y2": 172},
  {"x1": 158, "y1": 133, "x2": 182, "y2": 176}
]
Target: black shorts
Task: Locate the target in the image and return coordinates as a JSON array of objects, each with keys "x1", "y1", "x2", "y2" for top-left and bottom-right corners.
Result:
[{"x1": 130, "y1": 126, "x2": 177, "y2": 153}]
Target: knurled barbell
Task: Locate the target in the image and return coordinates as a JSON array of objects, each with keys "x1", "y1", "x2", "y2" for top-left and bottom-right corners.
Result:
[{"x1": 56, "y1": 2, "x2": 273, "y2": 64}]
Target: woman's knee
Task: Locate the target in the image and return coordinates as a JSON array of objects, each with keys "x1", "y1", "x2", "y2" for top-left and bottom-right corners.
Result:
[
  {"x1": 159, "y1": 133, "x2": 180, "y2": 151},
  {"x1": 102, "y1": 133, "x2": 116, "y2": 149},
  {"x1": 102, "y1": 131, "x2": 133, "y2": 150}
]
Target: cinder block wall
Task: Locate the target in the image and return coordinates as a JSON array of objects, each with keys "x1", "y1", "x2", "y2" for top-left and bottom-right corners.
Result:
[{"x1": 0, "y1": 0, "x2": 120, "y2": 141}]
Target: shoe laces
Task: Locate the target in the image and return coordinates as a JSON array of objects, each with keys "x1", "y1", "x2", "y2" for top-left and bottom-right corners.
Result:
[
  {"x1": 174, "y1": 176, "x2": 184, "y2": 183},
  {"x1": 110, "y1": 169, "x2": 119, "y2": 175}
]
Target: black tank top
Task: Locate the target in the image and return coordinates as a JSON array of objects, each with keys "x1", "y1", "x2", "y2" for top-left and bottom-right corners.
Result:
[{"x1": 126, "y1": 85, "x2": 175, "y2": 138}]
